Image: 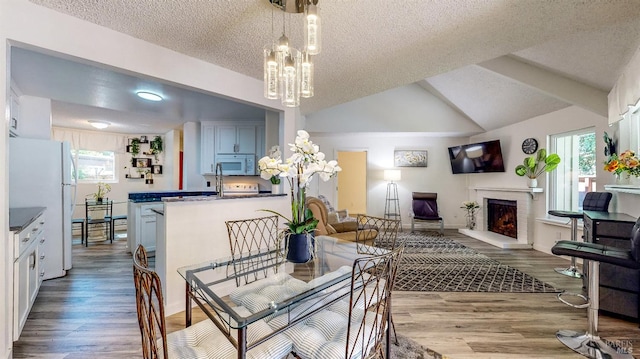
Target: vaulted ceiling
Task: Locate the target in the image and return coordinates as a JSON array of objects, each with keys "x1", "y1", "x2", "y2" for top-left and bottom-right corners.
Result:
[{"x1": 14, "y1": 0, "x2": 640, "y2": 134}]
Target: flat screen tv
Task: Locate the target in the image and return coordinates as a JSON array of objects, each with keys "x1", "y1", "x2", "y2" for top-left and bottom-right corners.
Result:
[{"x1": 448, "y1": 140, "x2": 506, "y2": 174}]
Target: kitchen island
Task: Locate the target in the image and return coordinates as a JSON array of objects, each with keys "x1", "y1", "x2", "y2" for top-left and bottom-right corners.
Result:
[{"x1": 151, "y1": 193, "x2": 289, "y2": 315}]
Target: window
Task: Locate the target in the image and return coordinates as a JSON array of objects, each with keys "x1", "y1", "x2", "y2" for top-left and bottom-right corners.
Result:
[
  {"x1": 549, "y1": 129, "x2": 596, "y2": 212},
  {"x1": 72, "y1": 149, "x2": 117, "y2": 182}
]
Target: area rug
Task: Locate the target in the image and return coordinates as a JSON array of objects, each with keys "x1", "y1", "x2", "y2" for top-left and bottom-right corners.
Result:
[
  {"x1": 393, "y1": 232, "x2": 558, "y2": 293},
  {"x1": 388, "y1": 334, "x2": 448, "y2": 359}
]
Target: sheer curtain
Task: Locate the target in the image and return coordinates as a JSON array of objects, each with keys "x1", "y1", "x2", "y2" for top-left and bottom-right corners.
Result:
[
  {"x1": 608, "y1": 46, "x2": 640, "y2": 125},
  {"x1": 52, "y1": 127, "x2": 127, "y2": 153}
]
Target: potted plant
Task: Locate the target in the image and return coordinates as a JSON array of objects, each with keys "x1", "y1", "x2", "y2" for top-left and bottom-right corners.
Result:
[
  {"x1": 93, "y1": 182, "x2": 111, "y2": 203},
  {"x1": 258, "y1": 130, "x2": 341, "y2": 263},
  {"x1": 515, "y1": 148, "x2": 561, "y2": 188},
  {"x1": 150, "y1": 135, "x2": 163, "y2": 162},
  {"x1": 461, "y1": 201, "x2": 480, "y2": 230},
  {"x1": 130, "y1": 138, "x2": 140, "y2": 157}
]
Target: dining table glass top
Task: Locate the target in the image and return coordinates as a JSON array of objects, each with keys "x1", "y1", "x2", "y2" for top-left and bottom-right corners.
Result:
[{"x1": 177, "y1": 235, "x2": 387, "y2": 330}]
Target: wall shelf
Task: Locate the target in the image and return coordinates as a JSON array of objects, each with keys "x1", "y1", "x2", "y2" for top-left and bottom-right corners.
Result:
[
  {"x1": 603, "y1": 185, "x2": 640, "y2": 195},
  {"x1": 473, "y1": 187, "x2": 543, "y2": 199}
]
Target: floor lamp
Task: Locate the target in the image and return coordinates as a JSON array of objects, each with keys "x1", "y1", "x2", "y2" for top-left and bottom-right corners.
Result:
[{"x1": 384, "y1": 169, "x2": 402, "y2": 229}]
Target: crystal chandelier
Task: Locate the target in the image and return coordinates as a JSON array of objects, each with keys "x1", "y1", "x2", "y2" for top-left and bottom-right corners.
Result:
[{"x1": 264, "y1": 0, "x2": 321, "y2": 108}]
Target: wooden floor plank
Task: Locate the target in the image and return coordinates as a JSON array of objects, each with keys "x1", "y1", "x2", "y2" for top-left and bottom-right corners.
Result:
[{"x1": 13, "y1": 230, "x2": 640, "y2": 358}]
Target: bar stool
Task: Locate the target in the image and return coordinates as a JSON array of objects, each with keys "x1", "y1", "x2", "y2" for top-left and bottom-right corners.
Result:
[
  {"x1": 548, "y1": 210, "x2": 584, "y2": 278},
  {"x1": 72, "y1": 218, "x2": 85, "y2": 245},
  {"x1": 549, "y1": 192, "x2": 613, "y2": 278},
  {"x1": 550, "y1": 216, "x2": 640, "y2": 359}
]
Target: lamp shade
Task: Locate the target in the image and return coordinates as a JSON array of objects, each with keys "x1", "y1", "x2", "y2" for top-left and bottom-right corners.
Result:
[{"x1": 384, "y1": 169, "x2": 401, "y2": 182}]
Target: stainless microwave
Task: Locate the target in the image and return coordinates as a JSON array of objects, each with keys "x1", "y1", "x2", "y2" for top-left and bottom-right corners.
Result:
[{"x1": 215, "y1": 154, "x2": 256, "y2": 176}]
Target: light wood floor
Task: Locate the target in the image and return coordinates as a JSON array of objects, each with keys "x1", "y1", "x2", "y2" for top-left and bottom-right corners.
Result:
[{"x1": 12, "y1": 231, "x2": 640, "y2": 358}]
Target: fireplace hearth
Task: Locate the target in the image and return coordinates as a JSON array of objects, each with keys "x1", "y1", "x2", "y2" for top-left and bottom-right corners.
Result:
[{"x1": 487, "y1": 198, "x2": 517, "y2": 239}]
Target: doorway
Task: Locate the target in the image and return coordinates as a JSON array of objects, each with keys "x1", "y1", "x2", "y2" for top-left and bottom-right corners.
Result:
[{"x1": 337, "y1": 151, "x2": 367, "y2": 215}]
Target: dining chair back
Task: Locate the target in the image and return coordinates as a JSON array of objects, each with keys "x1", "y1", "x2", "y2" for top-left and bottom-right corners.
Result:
[
  {"x1": 133, "y1": 245, "x2": 229, "y2": 359},
  {"x1": 84, "y1": 198, "x2": 113, "y2": 246},
  {"x1": 287, "y1": 246, "x2": 404, "y2": 359},
  {"x1": 226, "y1": 216, "x2": 282, "y2": 286},
  {"x1": 355, "y1": 214, "x2": 401, "y2": 255},
  {"x1": 133, "y1": 245, "x2": 168, "y2": 358}
]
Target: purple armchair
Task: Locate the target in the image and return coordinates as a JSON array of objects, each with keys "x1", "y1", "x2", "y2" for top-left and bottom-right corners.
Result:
[{"x1": 410, "y1": 192, "x2": 444, "y2": 234}]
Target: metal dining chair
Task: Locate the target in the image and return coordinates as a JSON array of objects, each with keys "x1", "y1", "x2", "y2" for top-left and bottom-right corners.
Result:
[
  {"x1": 225, "y1": 215, "x2": 282, "y2": 286},
  {"x1": 286, "y1": 247, "x2": 404, "y2": 359},
  {"x1": 84, "y1": 198, "x2": 112, "y2": 246},
  {"x1": 355, "y1": 214, "x2": 401, "y2": 255},
  {"x1": 134, "y1": 245, "x2": 293, "y2": 359}
]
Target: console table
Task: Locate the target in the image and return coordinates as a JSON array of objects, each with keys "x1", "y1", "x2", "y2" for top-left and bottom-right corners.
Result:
[{"x1": 583, "y1": 210, "x2": 638, "y2": 319}]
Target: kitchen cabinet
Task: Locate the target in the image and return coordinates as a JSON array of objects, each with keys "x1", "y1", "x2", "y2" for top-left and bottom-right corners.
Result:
[
  {"x1": 216, "y1": 125, "x2": 256, "y2": 154},
  {"x1": 583, "y1": 210, "x2": 638, "y2": 319},
  {"x1": 9, "y1": 88, "x2": 20, "y2": 137},
  {"x1": 128, "y1": 201, "x2": 163, "y2": 254},
  {"x1": 201, "y1": 124, "x2": 216, "y2": 174},
  {"x1": 12, "y1": 210, "x2": 46, "y2": 341},
  {"x1": 200, "y1": 121, "x2": 263, "y2": 174}
]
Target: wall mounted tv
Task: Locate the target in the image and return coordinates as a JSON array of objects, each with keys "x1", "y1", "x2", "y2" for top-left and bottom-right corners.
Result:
[{"x1": 448, "y1": 140, "x2": 506, "y2": 174}]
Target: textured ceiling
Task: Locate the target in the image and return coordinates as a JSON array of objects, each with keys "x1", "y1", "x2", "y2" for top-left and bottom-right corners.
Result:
[{"x1": 15, "y1": 0, "x2": 640, "y2": 134}]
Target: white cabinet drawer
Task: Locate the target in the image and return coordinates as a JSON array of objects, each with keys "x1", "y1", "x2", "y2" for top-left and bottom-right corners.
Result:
[{"x1": 14, "y1": 217, "x2": 45, "y2": 260}]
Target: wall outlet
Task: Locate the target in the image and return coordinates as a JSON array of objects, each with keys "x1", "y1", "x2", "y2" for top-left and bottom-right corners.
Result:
[{"x1": 206, "y1": 181, "x2": 211, "y2": 187}]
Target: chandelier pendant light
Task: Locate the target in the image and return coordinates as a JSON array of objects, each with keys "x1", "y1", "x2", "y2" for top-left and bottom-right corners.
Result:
[{"x1": 263, "y1": 0, "x2": 321, "y2": 107}]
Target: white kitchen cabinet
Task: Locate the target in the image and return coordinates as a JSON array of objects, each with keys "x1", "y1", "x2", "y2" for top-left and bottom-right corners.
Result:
[
  {"x1": 13, "y1": 211, "x2": 45, "y2": 341},
  {"x1": 9, "y1": 88, "x2": 20, "y2": 137},
  {"x1": 128, "y1": 202, "x2": 163, "y2": 254},
  {"x1": 200, "y1": 123, "x2": 216, "y2": 174},
  {"x1": 216, "y1": 125, "x2": 256, "y2": 154},
  {"x1": 201, "y1": 121, "x2": 263, "y2": 174}
]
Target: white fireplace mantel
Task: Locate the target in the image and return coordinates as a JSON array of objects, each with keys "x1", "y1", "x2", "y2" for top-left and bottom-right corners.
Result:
[
  {"x1": 472, "y1": 187, "x2": 543, "y2": 199},
  {"x1": 462, "y1": 187, "x2": 538, "y2": 249}
]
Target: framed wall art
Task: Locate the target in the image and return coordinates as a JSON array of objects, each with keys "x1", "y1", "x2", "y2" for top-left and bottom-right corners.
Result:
[{"x1": 394, "y1": 150, "x2": 428, "y2": 167}]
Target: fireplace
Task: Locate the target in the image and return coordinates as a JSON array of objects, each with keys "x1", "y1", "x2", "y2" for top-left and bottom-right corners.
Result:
[{"x1": 487, "y1": 199, "x2": 517, "y2": 239}]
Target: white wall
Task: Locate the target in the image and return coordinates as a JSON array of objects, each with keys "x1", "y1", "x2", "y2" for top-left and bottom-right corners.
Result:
[
  {"x1": 0, "y1": 0, "x2": 298, "y2": 353},
  {"x1": 305, "y1": 83, "x2": 484, "y2": 134},
  {"x1": 468, "y1": 105, "x2": 612, "y2": 253},
  {"x1": 308, "y1": 133, "x2": 472, "y2": 229}
]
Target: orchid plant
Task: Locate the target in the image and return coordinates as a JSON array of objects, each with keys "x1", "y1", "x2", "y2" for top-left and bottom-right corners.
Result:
[{"x1": 258, "y1": 130, "x2": 341, "y2": 234}]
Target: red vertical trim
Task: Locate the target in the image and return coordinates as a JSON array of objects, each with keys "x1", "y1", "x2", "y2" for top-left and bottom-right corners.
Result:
[{"x1": 179, "y1": 151, "x2": 183, "y2": 190}]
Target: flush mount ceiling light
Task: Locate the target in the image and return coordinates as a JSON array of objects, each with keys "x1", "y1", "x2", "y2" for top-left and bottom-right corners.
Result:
[
  {"x1": 264, "y1": 0, "x2": 321, "y2": 108},
  {"x1": 136, "y1": 91, "x2": 163, "y2": 102},
  {"x1": 88, "y1": 120, "x2": 110, "y2": 130}
]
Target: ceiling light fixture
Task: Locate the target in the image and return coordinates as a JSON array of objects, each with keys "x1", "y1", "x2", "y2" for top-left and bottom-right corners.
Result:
[
  {"x1": 136, "y1": 91, "x2": 163, "y2": 102},
  {"x1": 88, "y1": 120, "x2": 110, "y2": 130},
  {"x1": 264, "y1": 0, "x2": 321, "y2": 108}
]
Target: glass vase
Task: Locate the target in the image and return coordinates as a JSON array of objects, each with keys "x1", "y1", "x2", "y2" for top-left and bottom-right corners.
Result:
[{"x1": 466, "y1": 213, "x2": 476, "y2": 230}]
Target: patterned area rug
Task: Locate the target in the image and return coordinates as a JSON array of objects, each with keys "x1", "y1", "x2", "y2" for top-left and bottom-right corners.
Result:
[
  {"x1": 394, "y1": 232, "x2": 558, "y2": 293},
  {"x1": 388, "y1": 334, "x2": 449, "y2": 359}
]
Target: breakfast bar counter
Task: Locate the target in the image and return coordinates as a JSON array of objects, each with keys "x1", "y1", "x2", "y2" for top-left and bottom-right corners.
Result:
[{"x1": 154, "y1": 193, "x2": 290, "y2": 315}]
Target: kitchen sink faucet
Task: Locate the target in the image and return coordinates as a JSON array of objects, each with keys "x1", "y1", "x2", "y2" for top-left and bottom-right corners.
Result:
[{"x1": 215, "y1": 163, "x2": 223, "y2": 198}]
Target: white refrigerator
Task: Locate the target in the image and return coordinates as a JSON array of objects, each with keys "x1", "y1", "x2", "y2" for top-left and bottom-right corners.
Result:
[{"x1": 9, "y1": 138, "x2": 76, "y2": 280}]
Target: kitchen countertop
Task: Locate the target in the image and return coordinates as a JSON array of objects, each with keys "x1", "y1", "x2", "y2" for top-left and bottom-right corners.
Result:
[
  {"x1": 162, "y1": 193, "x2": 286, "y2": 202},
  {"x1": 9, "y1": 207, "x2": 46, "y2": 232},
  {"x1": 129, "y1": 190, "x2": 284, "y2": 203}
]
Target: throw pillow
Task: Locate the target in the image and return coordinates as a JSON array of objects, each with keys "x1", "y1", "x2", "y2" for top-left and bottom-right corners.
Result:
[{"x1": 325, "y1": 223, "x2": 337, "y2": 234}]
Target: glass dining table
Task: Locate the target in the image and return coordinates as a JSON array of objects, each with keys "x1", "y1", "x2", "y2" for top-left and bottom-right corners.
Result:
[{"x1": 177, "y1": 235, "x2": 391, "y2": 359}]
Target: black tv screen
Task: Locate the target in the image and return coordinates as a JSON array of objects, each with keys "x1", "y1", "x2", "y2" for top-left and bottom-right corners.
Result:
[{"x1": 448, "y1": 140, "x2": 506, "y2": 174}]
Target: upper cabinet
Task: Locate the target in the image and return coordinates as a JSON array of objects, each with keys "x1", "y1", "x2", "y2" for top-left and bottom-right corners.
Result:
[
  {"x1": 200, "y1": 120, "x2": 264, "y2": 175},
  {"x1": 216, "y1": 125, "x2": 256, "y2": 154},
  {"x1": 9, "y1": 88, "x2": 20, "y2": 137}
]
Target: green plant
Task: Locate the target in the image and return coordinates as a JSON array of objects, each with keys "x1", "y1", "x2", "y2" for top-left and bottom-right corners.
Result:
[
  {"x1": 93, "y1": 182, "x2": 111, "y2": 201},
  {"x1": 515, "y1": 148, "x2": 561, "y2": 179},
  {"x1": 150, "y1": 136, "x2": 163, "y2": 162},
  {"x1": 130, "y1": 138, "x2": 140, "y2": 157},
  {"x1": 258, "y1": 131, "x2": 341, "y2": 234}
]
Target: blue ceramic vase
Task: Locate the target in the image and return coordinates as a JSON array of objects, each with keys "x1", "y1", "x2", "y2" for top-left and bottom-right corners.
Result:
[{"x1": 286, "y1": 232, "x2": 315, "y2": 263}]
